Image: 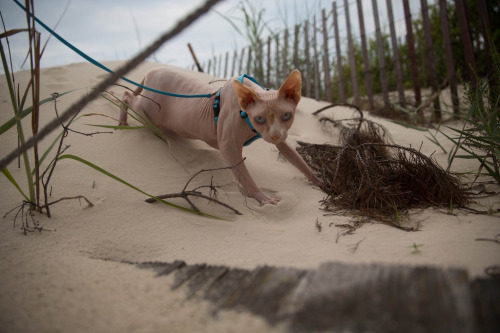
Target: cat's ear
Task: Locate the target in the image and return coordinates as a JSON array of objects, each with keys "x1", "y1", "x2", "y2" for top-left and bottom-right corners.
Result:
[
  {"x1": 278, "y1": 70, "x2": 302, "y2": 105},
  {"x1": 233, "y1": 80, "x2": 260, "y2": 110}
]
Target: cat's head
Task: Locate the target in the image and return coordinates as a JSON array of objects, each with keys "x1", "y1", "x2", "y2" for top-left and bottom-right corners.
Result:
[{"x1": 233, "y1": 70, "x2": 302, "y2": 144}]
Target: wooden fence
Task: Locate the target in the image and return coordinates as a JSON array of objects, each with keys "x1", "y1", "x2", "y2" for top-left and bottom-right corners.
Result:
[{"x1": 194, "y1": 0, "x2": 494, "y2": 121}]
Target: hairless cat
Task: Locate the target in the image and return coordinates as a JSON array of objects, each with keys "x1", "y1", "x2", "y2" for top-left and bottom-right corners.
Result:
[{"x1": 119, "y1": 67, "x2": 321, "y2": 205}]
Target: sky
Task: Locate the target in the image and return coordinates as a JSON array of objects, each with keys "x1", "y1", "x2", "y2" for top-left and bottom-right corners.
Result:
[{"x1": 0, "y1": 0, "x2": 424, "y2": 74}]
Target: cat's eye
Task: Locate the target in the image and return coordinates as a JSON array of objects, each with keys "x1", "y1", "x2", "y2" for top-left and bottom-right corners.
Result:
[
  {"x1": 281, "y1": 112, "x2": 292, "y2": 121},
  {"x1": 254, "y1": 116, "x2": 266, "y2": 124}
]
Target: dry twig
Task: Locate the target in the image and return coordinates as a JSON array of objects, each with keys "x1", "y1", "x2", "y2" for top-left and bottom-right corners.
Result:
[{"x1": 145, "y1": 160, "x2": 244, "y2": 215}]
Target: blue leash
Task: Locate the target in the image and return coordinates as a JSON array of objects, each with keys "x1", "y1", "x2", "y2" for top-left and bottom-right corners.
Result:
[{"x1": 12, "y1": 0, "x2": 213, "y2": 99}]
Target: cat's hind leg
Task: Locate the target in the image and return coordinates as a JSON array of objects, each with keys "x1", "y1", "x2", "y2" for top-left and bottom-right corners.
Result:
[{"x1": 118, "y1": 82, "x2": 144, "y2": 126}]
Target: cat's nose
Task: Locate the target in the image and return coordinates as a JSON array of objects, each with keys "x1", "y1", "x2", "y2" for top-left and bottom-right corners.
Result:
[{"x1": 270, "y1": 135, "x2": 280, "y2": 142}]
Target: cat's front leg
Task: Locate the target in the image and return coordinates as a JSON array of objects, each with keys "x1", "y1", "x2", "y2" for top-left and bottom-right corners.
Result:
[
  {"x1": 276, "y1": 140, "x2": 322, "y2": 186},
  {"x1": 220, "y1": 144, "x2": 280, "y2": 205}
]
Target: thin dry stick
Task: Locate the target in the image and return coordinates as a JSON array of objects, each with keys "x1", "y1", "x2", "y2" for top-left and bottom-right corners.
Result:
[
  {"x1": 145, "y1": 160, "x2": 245, "y2": 215},
  {"x1": 0, "y1": 0, "x2": 222, "y2": 171}
]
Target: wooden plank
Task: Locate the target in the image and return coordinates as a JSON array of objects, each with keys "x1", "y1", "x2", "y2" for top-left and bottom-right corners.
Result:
[
  {"x1": 266, "y1": 36, "x2": 271, "y2": 87},
  {"x1": 135, "y1": 260, "x2": 490, "y2": 332},
  {"x1": 304, "y1": 20, "x2": 312, "y2": 98},
  {"x1": 454, "y1": 0, "x2": 477, "y2": 90},
  {"x1": 470, "y1": 278, "x2": 500, "y2": 333},
  {"x1": 356, "y1": 0, "x2": 374, "y2": 109},
  {"x1": 275, "y1": 33, "x2": 281, "y2": 87},
  {"x1": 293, "y1": 24, "x2": 300, "y2": 71},
  {"x1": 345, "y1": 0, "x2": 359, "y2": 105},
  {"x1": 332, "y1": 2, "x2": 346, "y2": 103},
  {"x1": 321, "y1": 8, "x2": 332, "y2": 103},
  {"x1": 403, "y1": 0, "x2": 422, "y2": 110},
  {"x1": 283, "y1": 28, "x2": 289, "y2": 76},
  {"x1": 238, "y1": 47, "x2": 245, "y2": 74},
  {"x1": 476, "y1": 0, "x2": 497, "y2": 108},
  {"x1": 312, "y1": 15, "x2": 321, "y2": 101},
  {"x1": 439, "y1": 0, "x2": 460, "y2": 116},
  {"x1": 230, "y1": 50, "x2": 237, "y2": 77},
  {"x1": 246, "y1": 46, "x2": 252, "y2": 74},
  {"x1": 421, "y1": 0, "x2": 441, "y2": 120},
  {"x1": 386, "y1": 0, "x2": 406, "y2": 106},
  {"x1": 257, "y1": 39, "x2": 263, "y2": 82},
  {"x1": 372, "y1": 0, "x2": 390, "y2": 108},
  {"x1": 223, "y1": 51, "x2": 228, "y2": 78}
]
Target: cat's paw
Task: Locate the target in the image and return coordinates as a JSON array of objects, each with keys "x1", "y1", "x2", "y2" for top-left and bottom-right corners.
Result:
[
  {"x1": 253, "y1": 191, "x2": 280, "y2": 206},
  {"x1": 311, "y1": 175, "x2": 323, "y2": 186},
  {"x1": 260, "y1": 196, "x2": 280, "y2": 206}
]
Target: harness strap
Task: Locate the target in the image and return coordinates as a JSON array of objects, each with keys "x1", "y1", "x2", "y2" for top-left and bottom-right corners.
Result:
[{"x1": 213, "y1": 75, "x2": 264, "y2": 146}]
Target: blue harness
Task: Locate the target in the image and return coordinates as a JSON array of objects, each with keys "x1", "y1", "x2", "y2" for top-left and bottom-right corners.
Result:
[{"x1": 213, "y1": 74, "x2": 264, "y2": 146}]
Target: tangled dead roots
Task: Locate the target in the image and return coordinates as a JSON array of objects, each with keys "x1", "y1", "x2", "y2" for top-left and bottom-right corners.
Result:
[{"x1": 298, "y1": 104, "x2": 468, "y2": 230}]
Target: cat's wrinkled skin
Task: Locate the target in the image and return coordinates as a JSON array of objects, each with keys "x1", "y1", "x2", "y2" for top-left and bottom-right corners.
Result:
[{"x1": 119, "y1": 67, "x2": 321, "y2": 205}]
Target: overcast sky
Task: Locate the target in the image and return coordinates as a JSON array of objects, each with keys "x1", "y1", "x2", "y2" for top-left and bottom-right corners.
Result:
[{"x1": 1, "y1": 0, "x2": 422, "y2": 74}]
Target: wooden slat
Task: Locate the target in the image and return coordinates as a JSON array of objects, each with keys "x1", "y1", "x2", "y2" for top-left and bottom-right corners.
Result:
[
  {"x1": 136, "y1": 260, "x2": 493, "y2": 332},
  {"x1": 356, "y1": 0, "x2": 374, "y2": 109},
  {"x1": 345, "y1": 0, "x2": 359, "y2": 105},
  {"x1": 386, "y1": 0, "x2": 405, "y2": 106},
  {"x1": 321, "y1": 9, "x2": 332, "y2": 103},
  {"x1": 372, "y1": 0, "x2": 390, "y2": 108},
  {"x1": 332, "y1": 2, "x2": 346, "y2": 103},
  {"x1": 304, "y1": 20, "x2": 312, "y2": 98},
  {"x1": 421, "y1": 0, "x2": 441, "y2": 120},
  {"x1": 439, "y1": 0, "x2": 460, "y2": 116}
]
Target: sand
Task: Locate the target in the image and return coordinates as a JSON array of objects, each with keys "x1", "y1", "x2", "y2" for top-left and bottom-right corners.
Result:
[{"x1": 1, "y1": 61, "x2": 499, "y2": 332}]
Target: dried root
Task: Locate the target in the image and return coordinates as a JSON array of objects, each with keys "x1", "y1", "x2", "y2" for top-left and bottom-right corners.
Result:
[{"x1": 298, "y1": 106, "x2": 469, "y2": 230}]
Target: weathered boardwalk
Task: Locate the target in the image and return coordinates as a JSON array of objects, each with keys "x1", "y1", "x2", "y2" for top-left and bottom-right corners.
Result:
[{"x1": 136, "y1": 261, "x2": 499, "y2": 333}]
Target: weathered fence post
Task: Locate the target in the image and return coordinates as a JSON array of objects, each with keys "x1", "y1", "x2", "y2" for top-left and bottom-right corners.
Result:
[
  {"x1": 386, "y1": 0, "x2": 405, "y2": 106},
  {"x1": 421, "y1": 0, "x2": 441, "y2": 121},
  {"x1": 333, "y1": 1, "x2": 346, "y2": 103},
  {"x1": 372, "y1": 0, "x2": 390, "y2": 108},
  {"x1": 246, "y1": 46, "x2": 252, "y2": 74},
  {"x1": 321, "y1": 9, "x2": 332, "y2": 103},
  {"x1": 304, "y1": 20, "x2": 312, "y2": 98},
  {"x1": 438, "y1": 0, "x2": 460, "y2": 116},
  {"x1": 283, "y1": 28, "x2": 289, "y2": 77},
  {"x1": 293, "y1": 24, "x2": 300, "y2": 71},
  {"x1": 231, "y1": 50, "x2": 237, "y2": 77},
  {"x1": 223, "y1": 51, "x2": 228, "y2": 78},
  {"x1": 238, "y1": 47, "x2": 245, "y2": 74},
  {"x1": 267, "y1": 36, "x2": 271, "y2": 87},
  {"x1": 313, "y1": 15, "x2": 321, "y2": 100},
  {"x1": 275, "y1": 33, "x2": 281, "y2": 87},
  {"x1": 356, "y1": 0, "x2": 374, "y2": 109},
  {"x1": 258, "y1": 39, "x2": 264, "y2": 82},
  {"x1": 345, "y1": 0, "x2": 359, "y2": 105},
  {"x1": 403, "y1": 0, "x2": 422, "y2": 110},
  {"x1": 476, "y1": 0, "x2": 497, "y2": 105}
]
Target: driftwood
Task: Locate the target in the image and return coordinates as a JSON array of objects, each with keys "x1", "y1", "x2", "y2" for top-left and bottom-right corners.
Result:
[{"x1": 134, "y1": 259, "x2": 499, "y2": 333}]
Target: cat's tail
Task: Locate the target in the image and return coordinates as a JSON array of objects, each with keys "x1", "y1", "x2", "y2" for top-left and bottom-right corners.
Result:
[{"x1": 132, "y1": 79, "x2": 144, "y2": 96}]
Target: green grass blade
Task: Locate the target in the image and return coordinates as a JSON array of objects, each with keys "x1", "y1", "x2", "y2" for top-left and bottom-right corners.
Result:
[
  {"x1": 31, "y1": 130, "x2": 64, "y2": 176},
  {"x1": 0, "y1": 89, "x2": 79, "y2": 136},
  {"x1": 57, "y1": 154, "x2": 225, "y2": 220},
  {"x1": 2, "y1": 167, "x2": 30, "y2": 202}
]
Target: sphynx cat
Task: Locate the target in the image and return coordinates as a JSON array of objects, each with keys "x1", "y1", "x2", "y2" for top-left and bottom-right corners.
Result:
[{"x1": 119, "y1": 67, "x2": 321, "y2": 205}]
